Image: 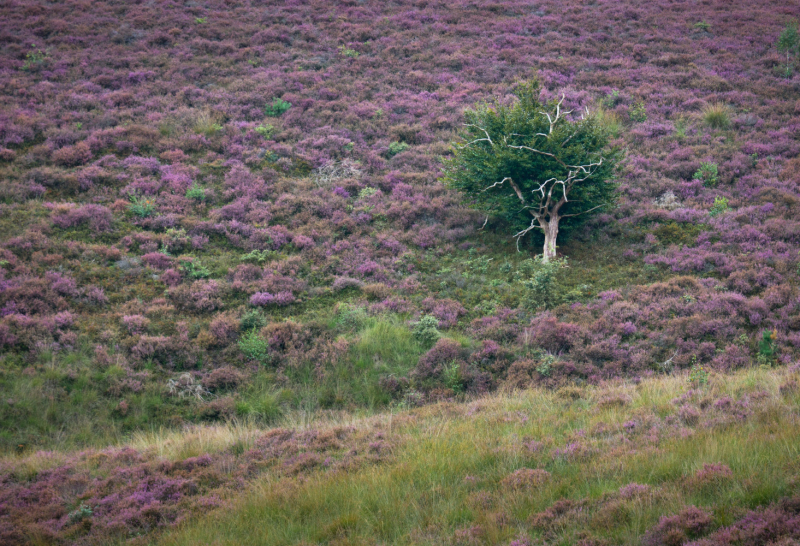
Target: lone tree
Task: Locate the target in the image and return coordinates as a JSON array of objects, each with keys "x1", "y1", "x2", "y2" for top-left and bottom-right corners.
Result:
[
  {"x1": 777, "y1": 21, "x2": 799, "y2": 77},
  {"x1": 444, "y1": 80, "x2": 620, "y2": 262}
]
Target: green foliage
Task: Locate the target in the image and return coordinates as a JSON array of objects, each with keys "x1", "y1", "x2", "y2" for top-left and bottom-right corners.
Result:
[
  {"x1": 442, "y1": 361, "x2": 464, "y2": 392},
  {"x1": 265, "y1": 97, "x2": 292, "y2": 117},
  {"x1": 412, "y1": 315, "x2": 441, "y2": 347},
  {"x1": 777, "y1": 22, "x2": 799, "y2": 77},
  {"x1": 335, "y1": 303, "x2": 369, "y2": 332},
  {"x1": 674, "y1": 116, "x2": 689, "y2": 139},
  {"x1": 255, "y1": 124, "x2": 275, "y2": 138},
  {"x1": 629, "y1": 100, "x2": 648, "y2": 123},
  {"x1": 601, "y1": 88, "x2": 622, "y2": 108},
  {"x1": 240, "y1": 309, "x2": 266, "y2": 331},
  {"x1": 536, "y1": 353, "x2": 556, "y2": 377},
  {"x1": 594, "y1": 106, "x2": 622, "y2": 138},
  {"x1": 385, "y1": 141, "x2": 409, "y2": 158},
  {"x1": 67, "y1": 503, "x2": 93, "y2": 525},
  {"x1": 694, "y1": 162, "x2": 719, "y2": 187},
  {"x1": 693, "y1": 20, "x2": 711, "y2": 31},
  {"x1": 522, "y1": 256, "x2": 568, "y2": 310},
  {"x1": 688, "y1": 356, "x2": 708, "y2": 386},
  {"x1": 240, "y1": 249, "x2": 276, "y2": 264},
  {"x1": 195, "y1": 17, "x2": 207, "y2": 24},
  {"x1": 355, "y1": 319, "x2": 422, "y2": 373},
  {"x1": 338, "y1": 45, "x2": 360, "y2": 58},
  {"x1": 759, "y1": 329, "x2": 777, "y2": 359},
  {"x1": 709, "y1": 196, "x2": 730, "y2": 217},
  {"x1": 238, "y1": 328, "x2": 270, "y2": 364},
  {"x1": 443, "y1": 79, "x2": 620, "y2": 252},
  {"x1": 237, "y1": 385, "x2": 285, "y2": 423},
  {"x1": 358, "y1": 187, "x2": 379, "y2": 200},
  {"x1": 249, "y1": 390, "x2": 285, "y2": 422},
  {"x1": 185, "y1": 184, "x2": 205, "y2": 202},
  {"x1": 179, "y1": 258, "x2": 210, "y2": 279},
  {"x1": 128, "y1": 195, "x2": 155, "y2": 218},
  {"x1": 20, "y1": 48, "x2": 48, "y2": 71}
]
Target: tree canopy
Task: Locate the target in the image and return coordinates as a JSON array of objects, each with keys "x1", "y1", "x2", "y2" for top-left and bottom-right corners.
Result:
[{"x1": 444, "y1": 80, "x2": 621, "y2": 260}]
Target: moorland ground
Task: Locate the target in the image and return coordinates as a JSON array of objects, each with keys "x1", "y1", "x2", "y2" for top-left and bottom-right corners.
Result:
[{"x1": 1, "y1": 0, "x2": 800, "y2": 543}]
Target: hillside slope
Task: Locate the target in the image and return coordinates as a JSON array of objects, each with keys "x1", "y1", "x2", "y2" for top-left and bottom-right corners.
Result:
[{"x1": 1, "y1": 0, "x2": 800, "y2": 542}]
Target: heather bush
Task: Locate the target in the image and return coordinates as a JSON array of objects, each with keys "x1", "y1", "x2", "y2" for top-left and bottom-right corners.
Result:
[
  {"x1": 51, "y1": 204, "x2": 114, "y2": 233},
  {"x1": 643, "y1": 506, "x2": 714, "y2": 546}
]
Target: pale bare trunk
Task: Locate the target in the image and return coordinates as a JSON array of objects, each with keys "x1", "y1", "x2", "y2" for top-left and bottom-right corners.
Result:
[{"x1": 541, "y1": 216, "x2": 560, "y2": 263}]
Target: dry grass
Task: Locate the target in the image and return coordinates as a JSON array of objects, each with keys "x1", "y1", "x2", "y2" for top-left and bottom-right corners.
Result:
[{"x1": 159, "y1": 366, "x2": 800, "y2": 545}]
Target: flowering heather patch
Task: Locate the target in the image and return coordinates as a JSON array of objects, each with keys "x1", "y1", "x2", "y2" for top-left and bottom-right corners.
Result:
[
  {"x1": 501, "y1": 468, "x2": 550, "y2": 489},
  {"x1": 0, "y1": 422, "x2": 393, "y2": 545}
]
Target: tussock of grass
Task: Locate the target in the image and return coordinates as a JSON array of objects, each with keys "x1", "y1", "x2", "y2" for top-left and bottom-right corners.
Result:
[
  {"x1": 160, "y1": 366, "x2": 800, "y2": 545},
  {"x1": 701, "y1": 102, "x2": 730, "y2": 129}
]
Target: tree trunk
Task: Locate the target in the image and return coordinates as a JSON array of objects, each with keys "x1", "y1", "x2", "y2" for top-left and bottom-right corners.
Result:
[{"x1": 541, "y1": 216, "x2": 560, "y2": 263}]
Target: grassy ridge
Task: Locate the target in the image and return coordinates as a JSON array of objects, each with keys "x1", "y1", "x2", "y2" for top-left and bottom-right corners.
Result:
[{"x1": 161, "y1": 367, "x2": 800, "y2": 546}]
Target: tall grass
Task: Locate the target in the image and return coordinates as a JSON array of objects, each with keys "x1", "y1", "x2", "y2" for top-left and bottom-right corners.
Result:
[
  {"x1": 701, "y1": 102, "x2": 730, "y2": 129},
  {"x1": 161, "y1": 367, "x2": 800, "y2": 546}
]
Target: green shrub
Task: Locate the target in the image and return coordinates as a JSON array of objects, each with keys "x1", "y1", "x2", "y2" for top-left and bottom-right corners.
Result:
[
  {"x1": 338, "y1": 45, "x2": 359, "y2": 58},
  {"x1": 442, "y1": 362, "x2": 464, "y2": 392},
  {"x1": 759, "y1": 329, "x2": 777, "y2": 359},
  {"x1": 128, "y1": 195, "x2": 155, "y2": 218},
  {"x1": 709, "y1": 196, "x2": 730, "y2": 217},
  {"x1": 412, "y1": 315, "x2": 441, "y2": 347},
  {"x1": 20, "y1": 48, "x2": 48, "y2": 71},
  {"x1": 693, "y1": 20, "x2": 711, "y2": 31},
  {"x1": 536, "y1": 354, "x2": 556, "y2": 377},
  {"x1": 694, "y1": 162, "x2": 719, "y2": 187},
  {"x1": 358, "y1": 187, "x2": 379, "y2": 200},
  {"x1": 67, "y1": 503, "x2": 93, "y2": 524},
  {"x1": 240, "y1": 249, "x2": 275, "y2": 264},
  {"x1": 265, "y1": 98, "x2": 292, "y2": 117},
  {"x1": 255, "y1": 124, "x2": 274, "y2": 138},
  {"x1": 186, "y1": 184, "x2": 205, "y2": 202},
  {"x1": 179, "y1": 258, "x2": 210, "y2": 279},
  {"x1": 629, "y1": 100, "x2": 647, "y2": 123},
  {"x1": 240, "y1": 309, "x2": 266, "y2": 331},
  {"x1": 238, "y1": 329, "x2": 270, "y2": 364},
  {"x1": 688, "y1": 356, "x2": 708, "y2": 386},
  {"x1": 522, "y1": 256, "x2": 568, "y2": 310},
  {"x1": 336, "y1": 303, "x2": 369, "y2": 332},
  {"x1": 385, "y1": 141, "x2": 409, "y2": 158}
]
